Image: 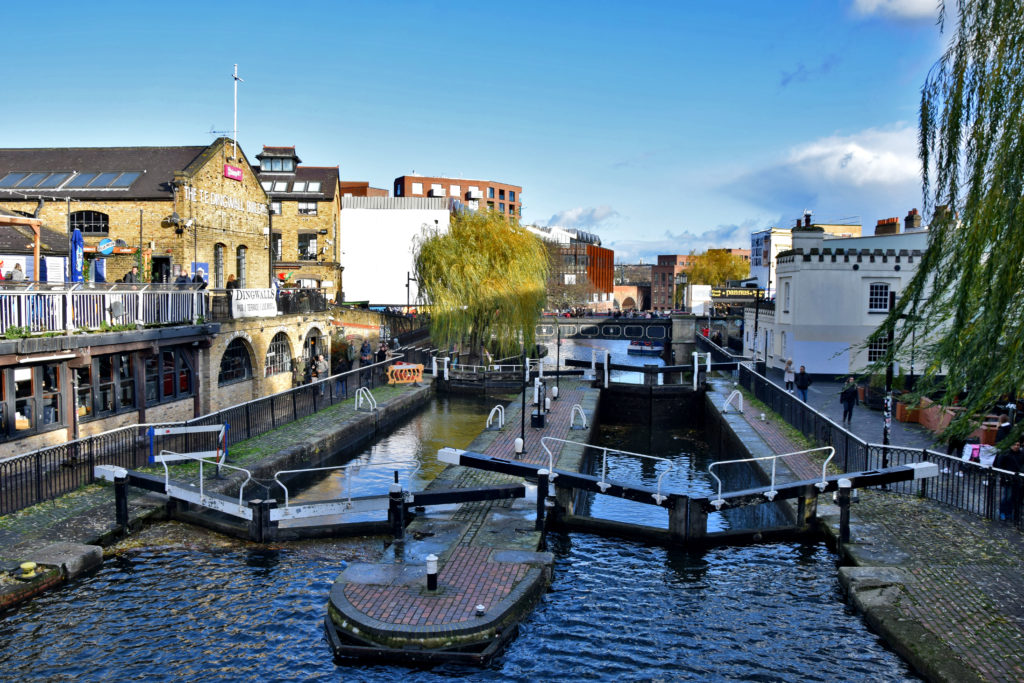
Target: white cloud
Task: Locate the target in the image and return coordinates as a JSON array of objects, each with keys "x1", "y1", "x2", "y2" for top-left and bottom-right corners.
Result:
[
  {"x1": 723, "y1": 123, "x2": 923, "y2": 225},
  {"x1": 546, "y1": 205, "x2": 619, "y2": 228},
  {"x1": 851, "y1": 0, "x2": 938, "y2": 20}
]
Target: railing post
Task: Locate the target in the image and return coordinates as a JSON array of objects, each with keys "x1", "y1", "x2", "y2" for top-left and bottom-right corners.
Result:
[
  {"x1": 838, "y1": 478, "x2": 852, "y2": 544},
  {"x1": 115, "y1": 471, "x2": 129, "y2": 529},
  {"x1": 986, "y1": 471, "x2": 997, "y2": 519},
  {"x1": 34, "y1": 453, "x2": 43, "y2": 505},
  {"x1": 920, "y1": 448, "x2": 929, "y2": 498},
  {"x1": 389, "y1": 477, "x2": 405, "y2": 541},
  {"x1": 65, "y1": 291, "x2": 74, "y2": 333},
  {"x1": 245, "y1": 402, "x2": 252, "y2": 438},
  {"x1": 536, "y1": 469, "x2": 548, "y2": 531}
]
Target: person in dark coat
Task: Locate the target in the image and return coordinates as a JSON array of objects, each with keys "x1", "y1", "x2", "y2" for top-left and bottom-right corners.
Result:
[
  {"x1": 995, "y1": 414, "x2": 1013, "y2": 444},
  {"x1": 840, "y1": 376, "x2": 858, "y2": 425},
  {"x1": 174, "y1": 266, "x2": 191, "y2": 289},
  {"x1": 794, "y1": 365, "x2": 812, "y2": 402},
  {"x1": 225, "y1": 274, "x2": 240, "y2": 290},
  {"x1": 123, "y1": 266, "x2": 140, "y2": 283},
  {"x1": 192, "y1": 268, "x2": 207, "y2": 290},
  {"x1": 993, "y1": 440, "x2": 1024, "y2": 521}
]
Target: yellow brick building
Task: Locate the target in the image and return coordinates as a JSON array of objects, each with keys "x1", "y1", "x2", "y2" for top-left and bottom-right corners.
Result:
[
  {"x1": 255, "y1": 146, "x2": 343, "y2": 300},
  {"x1": 0, "y1": 137, "x2": 270, "y2": 287}
]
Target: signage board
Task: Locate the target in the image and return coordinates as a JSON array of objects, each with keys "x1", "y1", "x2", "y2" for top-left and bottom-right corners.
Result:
[
  {"x1": 223, "y1": 164, "x2": 244, "y2": 181},
  {"x1": 711, "y1": 287, "x2": 760, "y2": 300},
  {"x1": 230, "y1": 288, "x2": 277, "y2": 318},
  {"x1": 97, "y1": 238, "x2": 114, "y2": 255}
]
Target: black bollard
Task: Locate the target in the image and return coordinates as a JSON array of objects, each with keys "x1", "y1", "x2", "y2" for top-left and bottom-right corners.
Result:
[
  {"x1": 114, "y1": 471, "x2": 129, "y2": 530},
  {"x1": 536, "y1": 470, "x2": 549, "y2": 531},
  {"x1": 837, "y1": 479, "x2": 852, "y2": 544},
  {"x1": 389, "y1": 476, "x2": 405, "y2": 541}
]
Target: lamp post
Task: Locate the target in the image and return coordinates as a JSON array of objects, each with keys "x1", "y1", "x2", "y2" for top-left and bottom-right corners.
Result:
[
  {"x1": 554, "y1": 324, "x2": 561, "y2": 398},
  {"x1": 883, "y1": 290, "x2": 896, "y2": 449},
  {"x1": 406, "y1": 271, "x2": 417, "y2": 312}
]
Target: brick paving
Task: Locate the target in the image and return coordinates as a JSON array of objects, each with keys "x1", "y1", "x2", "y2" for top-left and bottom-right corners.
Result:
[
  {"x1": 710, "y1": 378, "x2": 1024, "y2": 682},
  {"x1": 340, "y1": 381, "x2": 591, "y2": 630}
]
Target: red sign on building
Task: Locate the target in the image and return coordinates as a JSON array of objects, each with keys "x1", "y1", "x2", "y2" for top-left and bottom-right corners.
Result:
[{"x1": 223, "y1": 164, "x2": 243, "y2": 181}]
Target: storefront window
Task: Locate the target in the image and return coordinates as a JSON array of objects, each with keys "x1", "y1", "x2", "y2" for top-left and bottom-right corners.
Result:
[
  {"x1": 1, "y1": 363, "x2": 65, "y2": 440},
  {"x1": 146, "y1": 347, "x2": 195, "y2": 405},
  {"x1": 265, "y1": 332, "x2": 292, "y2": 377},
  {"x1": 219, "y1": 338, "x2": 253, "y2": 385}
]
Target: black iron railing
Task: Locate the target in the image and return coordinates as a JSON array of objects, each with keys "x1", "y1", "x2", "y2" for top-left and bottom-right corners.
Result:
[
  {"x1": 0, "y1": 357, "x2": 400, "y2": 515},
  {"x1": 738, "y1": 363, "x2": 1023, "y2": 529}
]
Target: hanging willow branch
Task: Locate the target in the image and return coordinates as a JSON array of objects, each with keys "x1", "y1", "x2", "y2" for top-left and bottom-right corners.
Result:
[
  {"x1": 869, "y1": 0, "x2": 1024, "y2": 438},
  {"x1": 413, "y1": 210, "x2": 549, "y2": 359}
]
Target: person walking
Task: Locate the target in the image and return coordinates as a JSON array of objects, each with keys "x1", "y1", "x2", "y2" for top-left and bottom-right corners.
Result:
[
  {"x1": 314, "y1": 353, "x2": 329, "y2": 396},
  {"x1": 794, "y1": 365, "x2": 812, "y2": 402},
  {"x1": 123, "y1": 265, "x2": 140, "y2": 283},
  {"x1": 840, "y1": 376, "x2": 858, "y2": 425},
  {"x1": 783, "y1": 359, "x2": 795, "y2": 393}
]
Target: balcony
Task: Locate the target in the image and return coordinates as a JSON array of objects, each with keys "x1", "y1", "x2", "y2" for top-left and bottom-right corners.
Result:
[
  {"x1": 0, "y1": 282, "x2": 207, "y2": 336},
  {"x1": 207, "y1": 287, "x2": 328, "y2": 321}
]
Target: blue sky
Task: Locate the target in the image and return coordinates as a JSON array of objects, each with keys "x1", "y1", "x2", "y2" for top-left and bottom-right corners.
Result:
[{"x1": 4, "y1": 0, "x2": 946, "y2": 262}]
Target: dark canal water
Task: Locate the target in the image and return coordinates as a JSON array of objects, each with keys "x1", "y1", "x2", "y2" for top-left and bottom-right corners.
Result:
[{"x1": 0, "y1": 347, "x2": 918, "y2": 681}]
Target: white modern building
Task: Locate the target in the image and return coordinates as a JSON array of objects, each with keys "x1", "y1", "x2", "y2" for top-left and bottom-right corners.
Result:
[
  {"x1": 744, "y1": 210, "x2": 928, "y2": 375},
  {"x1": 338, "y1": 197, "x2": 450, "y2": 305},
  {"x1": 750, "y1": 214, "x2": 861, "y2": 297}
]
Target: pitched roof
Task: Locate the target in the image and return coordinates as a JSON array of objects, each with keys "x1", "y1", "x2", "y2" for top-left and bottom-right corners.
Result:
[{"x1": 0, "y1": 144, "x2": 210, "y2": 200}]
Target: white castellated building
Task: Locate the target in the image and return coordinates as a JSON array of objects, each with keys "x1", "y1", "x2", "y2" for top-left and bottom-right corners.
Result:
[{"x1": 744, "y1": 209, "x2": 928, "y2": 376}]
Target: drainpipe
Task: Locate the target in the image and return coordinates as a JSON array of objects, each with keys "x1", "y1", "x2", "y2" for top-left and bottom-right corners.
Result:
[{"x1": 31, "y1": 198, "x2": 44, "y2": 281}]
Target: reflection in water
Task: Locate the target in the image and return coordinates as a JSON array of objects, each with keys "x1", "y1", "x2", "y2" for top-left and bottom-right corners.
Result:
[{"x1": 0, "y1": 391, "x2": 917, "y2": 681}]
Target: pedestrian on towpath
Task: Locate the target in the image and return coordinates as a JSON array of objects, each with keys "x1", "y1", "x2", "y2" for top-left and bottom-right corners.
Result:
[
  {"x1": 794, "y1": 365, "x2": 812, "y2": 403},
  {"x1": 993, "y1": 440, "x2": 1024, "y2": 522},
  {"x1": 840, "y1": 376, "x2": 858, "y2": 425},
  {"x1": 783, "y1": 359, "x2": 795, "y2": 393}
]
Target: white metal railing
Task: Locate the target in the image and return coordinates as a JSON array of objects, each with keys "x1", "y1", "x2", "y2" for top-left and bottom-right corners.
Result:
[
  {"x1": 271, "y1": 459, "x2": 420, "y2": 510},
  {"x1": 708, "y1": 446, "x2": 835, "y2": 510},
  {"x1": 486, "y1": 404, "x2": 505, "y2": 430},
  {"x1": 355, "y1": 386, "x2": 377, "y2": 411},
  {"x1": 570, "y1": 404, "x2": 588, "y2": 430},
  {"x1": 155, "y1": 449, "x2": 254, "y2": 518},
  {"x1": 722, "y1": 389, "x2": 743, "y2": 413},
  {"x1": 691, "y1": 351, "x2": 711, "y2": 390},
  {"x1": 540, "y1": 436, "x2": 675, "y2": 505},
  {"x1": 0, "y1": 283, "x2": 206, "y2": 334}
]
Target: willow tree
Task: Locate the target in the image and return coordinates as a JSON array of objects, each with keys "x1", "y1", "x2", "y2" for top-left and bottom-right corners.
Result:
[
  {"x1": 687, "y1": 249, "x2": 749, "y2": 285},
  {"x1": 414, "y1": 210, "x2": 549, "y2": 361},
  {"x1": 869, "y1": 0, "x2": 1024, "y2": 438}
]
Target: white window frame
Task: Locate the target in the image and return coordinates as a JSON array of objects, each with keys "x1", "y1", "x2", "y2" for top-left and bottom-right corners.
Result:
[{"x1": 868, "y1": 282, "x2": 891, "y2": 312}]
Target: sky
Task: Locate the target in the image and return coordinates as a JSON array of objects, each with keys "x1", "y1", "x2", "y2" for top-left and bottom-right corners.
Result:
[{"x1": 3, "y1": 0, "x2": 948, "y2": 263}]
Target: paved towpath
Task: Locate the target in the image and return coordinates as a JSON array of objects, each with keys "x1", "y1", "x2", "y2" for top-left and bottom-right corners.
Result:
[
  {"x1": 709, "y1": 377, "x2": 1024, "y2": 683},
  {"x1": 331, "y1": 378, "x2": 596, "y2": 642}
]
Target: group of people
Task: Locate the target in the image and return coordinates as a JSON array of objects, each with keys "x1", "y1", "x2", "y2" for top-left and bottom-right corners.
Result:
[{"x1": 782, "y1": 359, "x2": 814, "y2": 405}]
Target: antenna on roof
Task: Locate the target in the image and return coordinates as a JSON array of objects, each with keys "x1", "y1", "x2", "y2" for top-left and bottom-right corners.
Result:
[{"x1": 232, "y1": 64, "x2": 244, "y2": 160}]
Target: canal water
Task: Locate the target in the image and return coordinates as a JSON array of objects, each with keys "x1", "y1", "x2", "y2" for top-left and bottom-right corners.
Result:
[{"x1": 0, "y1": 348, "x2": 918, "y2": 681}]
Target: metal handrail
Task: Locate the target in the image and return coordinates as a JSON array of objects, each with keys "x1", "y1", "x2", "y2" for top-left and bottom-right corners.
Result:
[
  {"x1": 486, "y1": 405, "x2": 505, "y2": 430},
  {"x1": 708, "y1": 446, "x2": 835, "y2": 510},
  {"x1": 540, "y1": 436, "x2": 675, "y2": 505},
  {"x1": 722, "y1": 389, "x2": 743, "y2": 413},
  {"x1": 272, "y1": 460, "x2": 420, "y2": 508},
  {"x1": 355, "y1": 386, "x2": 377, "y2": 411},
  {"x1": 156, "y1": 449, "x2": 253, "y2": 509},
  {"x1": 570, "y1": 404, "x2": 588, "y2": 430}
]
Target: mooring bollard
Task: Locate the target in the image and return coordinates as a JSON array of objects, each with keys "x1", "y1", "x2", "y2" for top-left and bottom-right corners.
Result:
[
  {"x1": 114, "y1": 469, "x2": 129, "y2": 530},
  {"x1": 837, "y1": 478, "x2": 852, "y2": 544},
  {"x1": 536, "y1": 469, "x2": 549, "y2": 531},
  {"x1": 426, "y1": 553, "x2": 438, "y2": 591},
  {"x1": 389, "y1": 473, "x2": 405, "y2": 541}
]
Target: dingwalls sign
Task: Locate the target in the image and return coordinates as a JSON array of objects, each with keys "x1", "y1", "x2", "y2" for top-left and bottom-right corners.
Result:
[
  {"x1": 224, "y1": 164, "x2": 244, "y2": 181},
  {"x1": 231, "y1": 289, "x2": 277, "y2": 318}
]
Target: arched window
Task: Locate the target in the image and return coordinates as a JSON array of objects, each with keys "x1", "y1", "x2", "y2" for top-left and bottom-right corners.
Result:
[
  {"x1": 304, "y1": 328, "x2": 325, "y2": 364},
  {"x1": 783, "y1": 281, "x2": 791, "y2": 312},
  {"x1": 71, "y1": 210, "x2": 109, "y2": 234},
  {"x1": 236, "y1": 245, "x2": 247, "y2": 288},
  {"x1": 265, "y1": 332, "x2": 292, "y2": 377},
  {"x1": 213, "y1": 243, "x2": 225, "y2": 289},
  {"x1": 218, "y1": 338, "x2": 252, "y2": 385},
  {"x1": 868, "y1": 282, "x2": 890, "y2": 312}
]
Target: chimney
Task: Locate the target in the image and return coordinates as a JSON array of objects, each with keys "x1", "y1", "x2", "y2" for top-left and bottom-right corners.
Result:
[
  {"x1": 904, "y1": 208, "x2": 922, "y2": 231},
  {"x1": 804, "y1": 211, "x2": 812, "y2": 227},
  {"x1": 875, "y1": 216, "x2": 900, "y2": 236},
  {"x1": 795, "y1": 219, "x2": 801, "y2": 229}
]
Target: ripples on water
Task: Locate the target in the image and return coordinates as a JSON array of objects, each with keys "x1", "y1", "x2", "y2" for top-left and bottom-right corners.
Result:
[{"x1": 0, "y1": 391, "x2": 917, "y2": 681}]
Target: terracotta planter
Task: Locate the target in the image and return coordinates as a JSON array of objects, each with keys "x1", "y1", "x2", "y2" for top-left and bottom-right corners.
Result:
[
  {"x1": 857, "y1": 386, "x2": 866, "y2": 402},
  {"x1": 895, "y1": 402, "x2": 908, "y2": 422}
]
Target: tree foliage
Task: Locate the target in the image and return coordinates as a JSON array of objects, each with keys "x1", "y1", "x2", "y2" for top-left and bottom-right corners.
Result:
[
  {"x1": 414, "y1": 210, "x2": 548, "y2": 360},
  {"x1": 870, "y1": 0, "x2": 1024, "y2": 437},
  {"x1": 686, "y1": 250, "x2": 749, "y2": 286}
]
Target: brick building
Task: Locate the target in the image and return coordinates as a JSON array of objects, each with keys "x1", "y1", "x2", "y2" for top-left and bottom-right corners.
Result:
[
  {"x1": 394, "y1": 175, "x2": 521, "y2": 219},
  {"x1": 339, "y1": 181, "x2": 389, "y2": 198},
  {"x1": 524, "y1": 225, "x2": 615, "y2": 312},
  {"x1": 0, "y1": 137, "x2": 270, "y2": 287},
  {"x1": 651, "y1": 254, "x2": 694, "y2": 311},
  {"x1": 255, "y1": 146, "x2": 343, "y2": 299}
]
